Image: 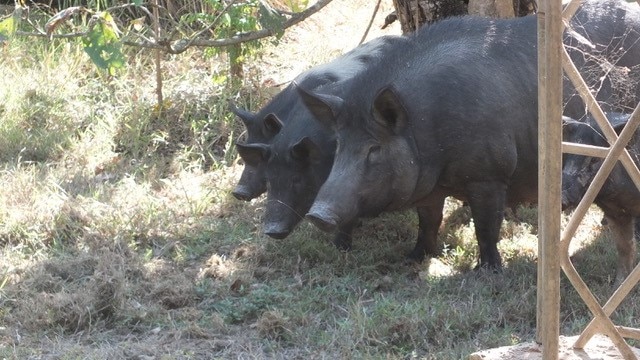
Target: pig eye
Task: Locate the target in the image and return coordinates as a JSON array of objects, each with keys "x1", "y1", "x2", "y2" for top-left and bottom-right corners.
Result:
[{"x1": 367, "y1": 145, "x2": 382, "y2": 164}]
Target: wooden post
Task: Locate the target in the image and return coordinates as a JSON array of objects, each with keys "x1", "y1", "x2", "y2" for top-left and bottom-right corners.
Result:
[
  {"x1": 535, "y1": 8, "x2": 546, "y2": 346},
  {"x1": 536, "y1": 0, "x2": 562, "y2": 357}
]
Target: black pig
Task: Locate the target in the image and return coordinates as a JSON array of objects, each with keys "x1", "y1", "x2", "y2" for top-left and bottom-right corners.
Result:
[
  {"x1": 302, "y1": 0, "x2": 640, "y2": 269},
  {"x1": 230, "y1": 88, "x2": 296, "y2": 201},
  {"x1": 235, "y1": 100, "x2": 344, "y2": 241},
  {"x1": 562, "y1": 113, "x2": 637, "y2": 283}
]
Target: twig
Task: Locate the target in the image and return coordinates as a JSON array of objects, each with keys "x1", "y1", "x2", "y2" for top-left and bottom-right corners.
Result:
[
  {"x1": 179, "y1": 0, "x2": 239, "y2": 52},
  {"x1": 359, "y1": 0, "x2": 383, "y2": 45},
  {"x1": 122, "y1": 0, "x2": 335, "y2": 54},
  {"x1": 153, "y1": 0, "x2": 162, "y2": 107}
]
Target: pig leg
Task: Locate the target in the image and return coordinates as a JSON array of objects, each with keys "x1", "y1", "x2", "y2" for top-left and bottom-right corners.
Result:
[
  {"x1": 604, "y1": 214, "x2": 636, "y2": 285},
  {"x1": 332, "y1": 219, "x2": 359, "y2": 251},
  {"x1": 406, "y1": 196, "x2": 446, "y2": 262},
  {"x1": 466, "y1": 181, "x2": 507, "y2": 270}
]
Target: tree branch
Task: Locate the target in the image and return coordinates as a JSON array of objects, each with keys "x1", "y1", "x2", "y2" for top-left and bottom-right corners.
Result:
[
  {"x1": 121, "y1": 0, "x2": 335, "y2": 54},
  {"x1": 12, "y1": 0, "x2": 334, "y2": 55}
]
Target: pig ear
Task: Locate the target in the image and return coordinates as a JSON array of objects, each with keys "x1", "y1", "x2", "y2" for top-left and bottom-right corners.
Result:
[
  {"x1": 229, "y1": 101, "x2": 257, "y2": 128},
  {"x1": 291, "y1": 136, "x2": 322, "y2": 163},
  {"x1": 236, "y1": 142, "x2": 271, "y2": 167},
  {"x1": 263, "y1": 113, "x2": 284, "y2": 137},
  {"x1": 372, "y1": 86, "x2": 407, "y2": 134},
  {"x1": 295, "y1": 82, "x2": 343, "y2": 129}
]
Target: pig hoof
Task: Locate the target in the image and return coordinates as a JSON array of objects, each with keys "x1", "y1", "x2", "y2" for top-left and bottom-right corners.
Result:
[
  {"x1": 333, "y1": 239, "x2": 352, "y2": 251},
  {"x1": 335, "y1": 243, "x2": 352, "y2": 252},
  {"x1": 405, "y1": 250, "x2": 426, "y2": 263},
  {"x1": 306, "y1": 212, "x2": 338, "y2": 232},
  {"x1": 265, "y1": 230, "x2": 290, "y2": 240},
  {"x1": 473, "y1": 262, "x2": 503, "y2": 273}
]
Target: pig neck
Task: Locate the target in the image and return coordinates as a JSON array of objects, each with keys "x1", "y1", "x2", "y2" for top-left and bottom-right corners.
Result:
[
  {"x1": 399, "y1": 122, "x2": 442, "y2": 208},
  {"x1": 412, "y1": 162, "x2": 444, "y2": 206}
]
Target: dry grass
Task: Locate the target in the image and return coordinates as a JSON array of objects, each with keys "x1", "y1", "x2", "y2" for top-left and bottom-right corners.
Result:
[{"x1": 1, "y1": 1, "x2": 639, "y2": 359}]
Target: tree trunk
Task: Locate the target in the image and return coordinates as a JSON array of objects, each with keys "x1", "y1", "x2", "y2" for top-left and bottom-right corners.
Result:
[
  {"x1": 468, "y1": 0, "x2": 514, "y2": 18},
  {"x1": 391, "y1": 0, "x2": 467, "y2": 33},
  {"x1": 391, "y1": 0, "x2": 536, "y2": 33}
]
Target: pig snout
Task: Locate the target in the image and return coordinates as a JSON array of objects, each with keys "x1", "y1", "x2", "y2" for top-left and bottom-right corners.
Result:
[
  {"x1": 232, "y1": 185, "x2": 256, "y2": 201},
  {"x1": 264, "y1": 223, "x2": 292, "y2": 239},
  {"x1": 306, "y1": 202, "x2": 340, "y2": 232},
  {"x1": 561, "y1": 170, "x2": 591, "y2": 211},
  {"x1": 263, "y1": 206, "x2": 300, "y2": 240},
  {"x1": 561, "y1": 182, "x2": 582, "y2": 212}
]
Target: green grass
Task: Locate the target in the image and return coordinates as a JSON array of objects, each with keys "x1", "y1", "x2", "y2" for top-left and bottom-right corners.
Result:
[{"x1": 0, "y1": 16, "x2": 639, "y2": 360}]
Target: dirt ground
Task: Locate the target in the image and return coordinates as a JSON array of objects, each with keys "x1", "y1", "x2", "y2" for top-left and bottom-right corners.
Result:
[{"x1": 469, "y1": 335, "x2": 640, "y2": 359}]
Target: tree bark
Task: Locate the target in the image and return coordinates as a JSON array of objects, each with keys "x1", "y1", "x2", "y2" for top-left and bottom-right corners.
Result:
[
  {"x1": 391, "y1": 0, "x2": 467, "y2": 33},
  {"x1": 468, "y1": 0, "x2": 514, "y2": 18},
  {"x1": 391, "y1": 0, "x2": 536, "y2": 33}
]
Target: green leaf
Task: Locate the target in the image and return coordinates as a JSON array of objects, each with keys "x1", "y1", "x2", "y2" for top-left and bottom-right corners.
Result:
[
  {"x1": 258, "y1": 2, "x2": 285, "y2": 36},
  {"x1": 0, "y1": 16, "x2": 16, "y2": 40},
  {"x1": 287, "y1": 0, "x2": 308, "y2": 12},
  {"x1": 82, "y1": 12, "x2": 125, "y2": 75},
  {"x1": 132, "y1": 0, "x2": 142, "y2": 6}
]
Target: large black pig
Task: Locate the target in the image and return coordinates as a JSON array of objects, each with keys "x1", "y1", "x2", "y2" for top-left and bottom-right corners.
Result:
[
  {"x1": 240, "y1": 96, "x2": 445, "y2": 253},
  {"x1": 236, "y1": 35, "x2": 429, "y2": 246},
  {"x1": 241, "y1": 85, "x2": 443, "y2": 254},
  {"x1": 301, "y1": 0, "x2": 640, "y2": 269},
  {"x1": 561, "y1": 113, "x2": 637, "y2": 283}
]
